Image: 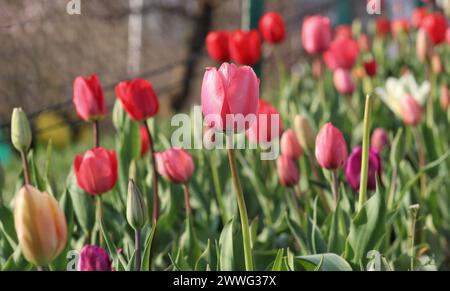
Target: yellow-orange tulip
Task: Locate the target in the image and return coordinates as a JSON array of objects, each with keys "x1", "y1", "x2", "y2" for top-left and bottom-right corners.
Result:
[{"x1": 14, "y1": 185, "x2": 67, "y2": 267}]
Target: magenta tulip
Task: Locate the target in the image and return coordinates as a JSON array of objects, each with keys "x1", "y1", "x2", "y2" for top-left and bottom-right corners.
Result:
[
  {"x1": 371, "y1": 128, "x2": 389, "y2": 152},
  {"x1": 345, "y1": 146, "x2": 382, "y2": 192},
  {"x1": 77, "y1": 245, "x2": 112, "y2": 271}
]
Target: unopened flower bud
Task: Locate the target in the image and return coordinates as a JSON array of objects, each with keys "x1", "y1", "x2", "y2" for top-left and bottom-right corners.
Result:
[
  {"x1": 431, "y1": 54, "x2": 442, "y2": 74},
  {"x1": 126, "y1": 179, "x2": 147, "y2": 230},
  {"x1": 11, "y1": 108, "x2": 32, "y2": 153},
  {"x1": 294, "y1": 115, "x2": 315, "y2": 153}
]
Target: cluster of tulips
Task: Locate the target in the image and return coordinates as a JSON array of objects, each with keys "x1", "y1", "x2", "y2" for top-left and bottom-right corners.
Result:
[{"x1": 2, "y1": 3, "x2": 450, "y2": 271}]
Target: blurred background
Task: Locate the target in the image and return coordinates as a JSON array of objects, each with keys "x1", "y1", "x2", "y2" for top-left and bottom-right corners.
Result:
[{"x1": 0, "y1": 0, "x2": 437, "y2": 162}]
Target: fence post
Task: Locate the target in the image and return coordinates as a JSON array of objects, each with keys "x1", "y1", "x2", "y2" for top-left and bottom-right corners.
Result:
[{"x1": 242, "y1": 0, "x2": 264, "y2": 77}]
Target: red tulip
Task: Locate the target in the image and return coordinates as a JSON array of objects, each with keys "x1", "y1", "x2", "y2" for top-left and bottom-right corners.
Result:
[
  {"x1": 277, "y1": 154, "x2": 300, "y2": 187},
  {"x1": 155, "y1": 148, "x2": 194, "y2": 184},
  {"x1": 140, "y1": 125, "x2": 149, "y2": 157},
  {"x1": 229, "y1": 29, "x2": 262, "y2": 66},
  {"x1": 259, "y1": 12, "x2": 286, "y2": 44},
  {"x1": 412, "y1": 7, "x2": 428, "y2": 28},
  {"x1": 115, "y1": 78, "x2": 159, "y2": 121},
  {"x1": 301, "y1": 16, "x2": 332, "y2": 55},
  {"x1": 333, "y1": 69, "x2": 355, "y2": 95},
  {"x1": 344, "y1": 146, "x2": 382, "y2": 192},
  {"x1": 335, "y1": 25, "x2": 352, "y2": 40},
  {"x1": 77, "y1": 245, "x2": 112, "y2": 271},
  {"x1": 315, "y1": 122, "x2": 348, "y2": 170},
  {"x1": 371, "y1": 128, "x2": 389, "y2": 152},
  {"x1": 323, "y1": 38, "x2": 359, "y2": 70},
  {"x1": 246, "y1": 99, "x2": 283, "y2": 144},
  {"x1": 363, "y1": 59, "x2": 377, "y2": 77},
  {"x1": 440, "y1": 84, "x2": 449, "y2": 111},
  {"x1": 73, "y1": 74, "x2": 107, "y2": 122},
  {"x1": 280, "y1": 129, "x2": 303, "y2": 160},
  {"x1": 74, "y1": 147, "x2": 118, "y2": 195},
  {"x1": 401, "y1": 95, "x2": 422, "y2": 126},
  {"x1": 421, "y1": 12, "x2": 448, "y2": 45},
  {"x1": 376, "y1": 17, "x2": 391, "y2": 38},
  {"x1": 201, "y1": 62, "x2": 259, "y2": 133},
  {"x1": 206, "y1": 30, "x2": 230, "y2": 62},
  {"x1": 392, "y1": 19, "x2": 410, "y2": 36}
]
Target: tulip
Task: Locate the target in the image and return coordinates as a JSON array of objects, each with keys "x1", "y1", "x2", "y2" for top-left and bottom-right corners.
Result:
[
  {"x1": 344, "y1": 146, "x2": 382, "y2": 192},
  {"x1": 401, "y1": 95, "x2": 423, "y2": 126},
  {"x1": 229, "y1": 29, "x2": 261, "y2": 65},
  {"x1": 376, "y1": 17, "x2": 391, "y2": 38},
  {"x1": 294, "y1": 115, "x2": 315, "y2": 152},
  {"x1": 363, "y1": 59, "x2": 377, "y2": 77},
  {"x1": 412, "y1": 7, "x2": 428, "y2": 28},
  {"x1": 301, "y1": 15, "x2": 332, "y2": 55},
  {"x1": 11, "y1": 108, "x2": 32, "y2": 153},
  {"x1": 280, "y1": 129, "x2": 303, "y2": 160},
  {"x1": 14, "y1": 185, "x2": 67, "y2": 267},
  {"x1": 115, "y1": 78, "x2": 159, "y2": 121},
  {"x1": 440, "y1": 84, "x2": 449, "y2": 111},
  {"x1": 323, "y1": 38, "x2": 359, "y2": 70},
  {"x1": 74, "y1": 147, "x2": 118, "y2": 195},
  {"x1": 77, "y1": 245, "x2": 112, "y2": 271},
  {"x1": 392, "y1": 19, "x2": 410, "y2": 37},
  {"x1": 127, "y1": 179, "x2": 147, "y2": 230},
  {"x1": 416, "y1": 28, "x2": 434, "y2": 62},
  {"x1": 155, "y1": 148, "x2": 195, "y2": 184},
  {"x1": 277, "y1": 155, "x2": 300, "y2": 187},
  {"x1": 431, "y1": 54, "x2": 442, "y2": 74},
  {"x1": 315, "y1": 122, "x2": 348, "y2": 170},
  {"x1": 358, "y1": 33, "x2": 371, "y2": 52},
  {"x1": 335, "y1": 25, "x2": 352, "y2": 40},
  {"x1": 206, "y1": 31, "x2": 230, "y2": 62},
  {"x1": 140, "y1": 125, "x2": 149, "y2": 157},
  {"x1": 259, "y1": 12, "x2": 285, "y2": 44},
  {"x1": 333, "y1": 69, "x2": 355, "y2": 95},
  {"x1": 246, "y1": 99, "x2": 283, "y2": 144},
  {"x1": 371, "y1": 128, "x2": 389, "y2": 152},
  {"x1": 73, "y1": 74, "x2": 107, "y2": 122},
  {"x1": 201, "y1": 62, "x2": 259, "y2": 132},
  {"x1": 421, "y1": 12, "x2": 448, "y2": 45}
]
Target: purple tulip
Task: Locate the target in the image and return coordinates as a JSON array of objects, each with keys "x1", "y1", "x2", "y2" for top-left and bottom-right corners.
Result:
[
  {"x1": 77, "y1": 245, "x2": 112, "y2": 271},
  {"x1": 344, "y1": 146, "x2": 382, "y2": 192}
]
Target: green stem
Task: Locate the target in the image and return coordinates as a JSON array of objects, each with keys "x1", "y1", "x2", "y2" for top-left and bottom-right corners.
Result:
[
  {"x1": 358, "y1": 94, "x2": 374, "y2": 211},
  {"x1": 20, "y1": 150, "x2": 31, "y2": 185},
  {"x1": 227, "y1": 147, "x2": 253, "y2": 271},
  {"x1": 143, "y1": 121, "x2": 159, "y2": 225},
  {"x1": 134, "y1": 228, "x2": 142, "y2": 271},
  {"x1": 409, "y1": 205, "x2": 419, "y2": 271},
  {"x1": 93, "y1": 120, "x2": 100, "y2": 148},
  {"x1": 413, "y1": 127, "x2": 427, "y2": 200},
  {"x1": 182, "y1": 184, "x2": 192, "y2": 217},
  {"x1": 387, "y1": 167, "x2": 398, "y2": 210},
  {"x1": 331, "y1": 171, "x2": 339, "y2": 210},
  {"x1": 210, "y1": 153, "x2": 228, "y2": 225},
  {"x1": 96, "y1": 196, "x2": 104, "y2": 247}
]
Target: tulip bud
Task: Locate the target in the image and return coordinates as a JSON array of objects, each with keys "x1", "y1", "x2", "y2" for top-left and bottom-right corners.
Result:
[
  {"x1": 294, "y1": 115, "x2": 315, "y2": 152},
  {"x1": 77, "y1": 245, "x2": 112, "y2": 271},
  {"x1": 126, "y1": 179, "x2": 147, "y2": 230},
  {"x1": 371, "y1": 128, "x2": 389, "y2": 152},
  {"x1": 344, "y1": 146, "x2": 382, "y2": 192},
  {"x1": 431, "y1": 54, "x2": 442, "y2": 74},
  {"x1": 363, "y1": 59, "x2": 377, "y2": 77},
  {"x1": 416, "y1": 29, "x2": 434, "y2": 63},
  {"x1": 11, "y1": 108, "x2": 32, "y2": 153},
  {"x1": 280, "y1": 129, "x2": 303, "y2": 160},
  {"x1": 112, "y1": 99, "x2": 126, "y2": 131},
  {"x1": 14, "y1": 185, "x2": 67, "y2": 267},
  {"x1": 277, "y1": 155, "x2": 300, "y2": 187},
  {"x1": 333, "y1": 69, "x2": 355, "y2": 95},
  {"x1": 440, "y1": 84, "x2": 449, "y2": 111},
  {"x1": 315, "y1": 122, "x2": 348, "y2": 170}
]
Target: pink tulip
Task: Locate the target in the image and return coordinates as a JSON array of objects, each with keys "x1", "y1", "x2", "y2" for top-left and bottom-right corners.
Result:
[
  {"x1": 246, "y1": 99, "x2": 283, "y2": 144},
  {"x1": 73, "y1": 74, "x2": 107, "y2": 122},
  {"x1": 77, "y1": 245, "x2": 112, "y2": 271},
  {"x1": 301, "y1": 16, "x2": 332, "y2": 55},
  {"x1": 344, "y1": 146, "x2": 382, "y2": 192},
  {"x1": 371, "y1": 128, "x2": 389, "y2": 152},
  {"x1": 315, "y1": 123, "x2": 348, "y2": 170},
  {"x1": 201, "y1": 63, "x2": 259, "y2": 133},
  {"x1": 333, "y1": 69, "x2": 355, "y2": 95},
  {"x1": 324, "y1": 38, "x2": 359, "y2": 70},
  {"x1": 155, "y1": 148, "x2": 195, "y2": 184},
  {"x1": 401, "y1": 95, "x2": 422, "y2": 126},
  {"x1": 281, "y1": 129, "x2": 303, "y2": 160},
  {"x1": 277, "y1": 154, "x2": 300, "y2": 187}
]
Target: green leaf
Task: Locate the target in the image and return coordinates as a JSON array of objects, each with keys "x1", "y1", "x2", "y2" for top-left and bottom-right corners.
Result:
[
  {"x1": 344, "y1": 180, "x2": 386, "y2": 266},
  {"x1": 195, "y1": 239, "x2": 217, "y2": 271},
  {"x1": 66, "y1": 170, "x2": 95, "y2": 234},
  {"x1": 295, "y1": 253, "x2": 352, "y2": 271},
  {"x1": 141, "y1": 224, "x2": 156, "y2": 271},
  {"x1": 218, "y1": 219, "x2": 234, "y2": 271},
  {"x1": 271, "y1": 249, "x2": 284, "y2": 271}
]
